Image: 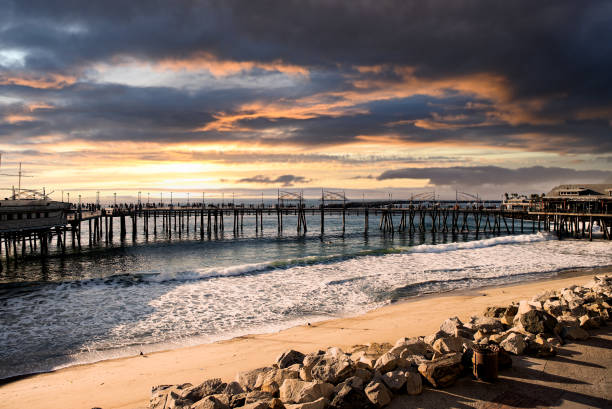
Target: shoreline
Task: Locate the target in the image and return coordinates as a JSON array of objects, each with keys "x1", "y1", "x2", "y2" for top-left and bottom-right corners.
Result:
[
  {"x1": 1, "y1": 266, "x2": 610, "y2": 409},
  {"x1": 1, "y1": 264, "x2": 607, "y2": 384}
]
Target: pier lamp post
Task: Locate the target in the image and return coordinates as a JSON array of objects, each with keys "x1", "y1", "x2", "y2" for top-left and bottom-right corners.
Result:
[
  {"x1": 114, "y1": 193, "x2": 116, "y2": 206},
  {"x1": 160, "y1": 192, "x2": 163, "y2": 205},
  {"x1": 147, "y1": 192, "x2": 150, "y2": 205},
  {"x1": 187, "y1": 192, "x2": 190, "y2": 206},
  {"x1": 170, "y1": 192, "x2": 173, "y2": 206},
  {"x1": 67, "y1": 192, "x2": 70, "y2": 205},
  {"x1": 78, "y1": 194, "x2": 81, "y2": 209}
]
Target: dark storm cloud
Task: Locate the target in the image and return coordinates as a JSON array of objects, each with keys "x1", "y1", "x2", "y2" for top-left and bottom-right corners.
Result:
[
  {"x1": 377, "y1": 166, "x2": 612, "y2": 186},
  {"x1": 237, "y1": 174, "x2": 310, "y2": 187},
  {"x1": 1, "y1": 0, "x2": 611, "y2": 153}
]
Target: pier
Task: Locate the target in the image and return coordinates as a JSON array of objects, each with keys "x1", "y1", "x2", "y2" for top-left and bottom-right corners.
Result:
[{"x1": 1, "y1": 197, "x2": 610, "y2": 271}]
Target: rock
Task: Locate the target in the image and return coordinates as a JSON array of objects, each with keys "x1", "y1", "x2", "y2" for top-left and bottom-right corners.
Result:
[
  {"x1": 210, "y1": 394, "x2": 231, "y2": 407},
  {"x1": 255, "y1": 368, "x2": 300, "y2": 396},
  {"x1": 278, "y1": 350, "x2": 307, "y2": 369},
  {"x1": 500, "y1": 333, "x2": 527, "y2": 355},
  {"x1": 527, "y1": 335, "x2": 557, "y2": 357},
  {"x1": 352, "y1": 368, "x2": 372, "y2": 384},
  {"x1": 356, "y1": 356, "x2": 376, "y2": 370},
  {"x1": 531, "y1": 290, "x2": 557, "y2": 303},
  {"x1": 557, "y1": 315, "x2": 579, "y2": 328},
  {"x1": 223, "y1": 382, "x2": 245, "y2": 396},
  {"x1": 182, "y1": 379, "x2": 227, "y2": 403},
  {"x1": 269, "y1": 398, "x2": 286, "y2": 409},
  {"x1": 246, "y1": 391, "x2": 274, "y2": 404},
  {"x1": 500, "y1": 305, "x2": 519, "y2": 326},
  {"x1": 310, "y1": 354, "x2": 354, "y2": 384},
  {"x1": 579, "y1": 314, "x2": 601, "y2": 330},
  {"x1": 381, "y1": 369, "x2": 407, "y2": 391},
  {"x1": 402, "y1": 354, "x2": 429, "y2": 368},
  {"x1": 192, "y1": 395, "x2": 230, "y2": 409},
  {"x1": 424, "y1": 330, "x2": 446, "y2": 346},
  {"x1": 483, "y1": 306, "x2": 507, "y2": 318},
  {"x1": 439, "y1": 316, "x2": 464, "y2": 336},
  {"x1": 335, "y1": 376, "x2": 365, "y2": 392},
  {"x1": 373, "y1": 352, "x2": 404, "y2": 373},
  {"x1": 396, "y1": 338, "x2": 433, "y2": 359},
  {"x1": 432, "y1": 336, "x2": 473, "y2": 355},
  {"x1": 561, "y1": 326, "x2": 589, "y2": 341},
  {"x1": 404, "y1": 371, "x2": 423, "y2": 396},
  {"x1": 417, "y1": 353, "x2": 463, "y2": 388},
  {"x1": 561, "y1": 289, "x2": 584, "y2": 305},
  {"x1": 488, "y1": 333, "x2": 505, "y2": 344},
  {"x1": 513, "y1": 309, "x2": 557, "y2": 335},
  {"x1": 285, "y1": 397, "x2": 328, "y2": 409},
  {"x1": 229, "y1": 393, "x2": 247, "y2": 408},
  {"x1": 363, "y1": 343, "x2": 393, "y2": 359},
  {"x1": 364, "y1": 381, "x2": 392, "y2": 408},
  {"x1": 299, "y1": 366, "x2": 313, "y2": 382},
  {"x1": 467, "y1": 316, "x2": 504, "y2": 334},
  {"x1": 330, "y1": 384, "x2": 374, "y2": 409},
  {"x1": 238, "y1": 367, "x2": 273, "y2": 391},
  {"x1": 543, "y1": 299, "x2": 564, "y2": 317},
  {"x1": 278, "y1": 379, "x2": 334, "y2": 404},
  {"x1": 150, "y1": 384, "x2": 193, "y2": 409}
]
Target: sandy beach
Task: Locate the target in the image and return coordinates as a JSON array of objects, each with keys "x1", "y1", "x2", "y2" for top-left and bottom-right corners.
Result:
[{"x1": 1, "y1": 267, "x2": 610, "y2": 409}]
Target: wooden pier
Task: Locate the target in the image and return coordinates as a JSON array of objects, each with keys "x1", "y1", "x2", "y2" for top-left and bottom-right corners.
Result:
[{"x1": 1, "y1": 202, "x2": 610, "y2": 271}]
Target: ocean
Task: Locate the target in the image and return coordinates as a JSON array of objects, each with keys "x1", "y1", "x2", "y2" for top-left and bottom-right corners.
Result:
[{"x1": 0, "y1": 211, "x2": 610, "y2": 380}]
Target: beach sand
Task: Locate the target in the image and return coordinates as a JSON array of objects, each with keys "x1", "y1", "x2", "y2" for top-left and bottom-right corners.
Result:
[{"x1": 1, "y1": 268, "x2": 610, "y2": 409}]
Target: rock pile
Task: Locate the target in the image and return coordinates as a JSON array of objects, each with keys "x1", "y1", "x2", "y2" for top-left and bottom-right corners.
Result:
[{"x1": 149, "y1": 275, "x2": 611, "y2": 409}]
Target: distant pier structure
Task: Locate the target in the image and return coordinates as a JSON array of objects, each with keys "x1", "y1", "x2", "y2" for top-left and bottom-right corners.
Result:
[{"x1": 0, "y1": 186, "x2": 611, "y2": 270}]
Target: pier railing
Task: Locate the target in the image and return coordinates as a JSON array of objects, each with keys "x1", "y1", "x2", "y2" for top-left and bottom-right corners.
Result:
[{"x1": 1, "y1": 204, "x2": 610, "y2": 271}]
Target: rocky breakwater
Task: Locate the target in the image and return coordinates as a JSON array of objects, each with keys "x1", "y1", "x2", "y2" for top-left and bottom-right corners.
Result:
[{"x1": 149, "y1": 275, "x2": 611, "y2": 409}]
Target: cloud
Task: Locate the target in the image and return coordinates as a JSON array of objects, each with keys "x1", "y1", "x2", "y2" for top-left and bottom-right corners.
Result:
[
  {"x1": 1, "y1": 0, "x2": 611, "y2": 165},
  {"x1": 377, "y1": 166, "x2": 612, "y2": 187},
  {"x1": 237, "y1": 174, "x2": 310, "y2": 187}
]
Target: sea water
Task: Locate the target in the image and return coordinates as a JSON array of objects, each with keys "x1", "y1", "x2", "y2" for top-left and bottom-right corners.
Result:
[{"x1": 0, "y1": 211, "x2": 610, "y2": 379}]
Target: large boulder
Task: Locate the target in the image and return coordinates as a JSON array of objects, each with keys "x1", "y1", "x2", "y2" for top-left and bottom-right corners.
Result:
[
  {"x1": 192, "y1": 395, "x2": 230, "y2": 409},
  {"x1": 255, "y1": 368, "x2": 300, "y2": 395},
  {"x1": 373, "y1": 352, "x2": 406, "y2": 374},
  {"x1": 500, "y1": 333, "x2": 527, "y2": 355},
  {"x1": 329, "y1": 384, "x2": 374, "y2": 409},
  {"x1": 466, "y1": 316, "x2": 504, "y2": 334},
  {"x1": 182, "y1": 379, "x2": 227, "y2": 403},
  {"x1": 543, "y1": 299, "x2": 565, "y2": 317},
  {"x1": 279, "y1": 379, "x2": 334, "y2": 404},
  {"x1": 278, "y1": 350, "x2": 306, "y2": 369},
  {"x1": 526, "y1": 335, "x2": 557, "y2": 357},
  {"x1": 150, "y1": 384, "x2": 193, "y2": 409},
  {"x1": 364, "y1": 381, "x2": 392, "y2": 408},
  {"x1": 381, "y1": 369, "x2": 407, "y2": 391},
  {"x1": 417, "y1": 353, "x2": 463, "y2": 388},
  {"x1": 395, "y1": 338, "x2": 434, "y2": 359},
  {"x1": 223, "y1": 382, "x2": 245, "y2": 396},
  {"x1": 439, "y1": 317, "x2": 465, "y2": 337},
  {"x1": 311, "y1": 353, "x2": 355, "y2": 385},
  {"x1": 513, "y1": 308, "x2": 558, "y2": 335},
  {"x1": 238, "y1": 367, "x2": 274, "y2": 391},
  {"x1": 404, "y1": 371, "x2": 423, "y2": 396},
  {"x1": 432, "y1": 336, "x2": 473, "y2": 355}
]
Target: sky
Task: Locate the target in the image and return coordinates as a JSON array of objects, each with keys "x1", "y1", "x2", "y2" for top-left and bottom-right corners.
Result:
[{"x1": 1, "y1": 0, "x2": 611, "y2": 202}]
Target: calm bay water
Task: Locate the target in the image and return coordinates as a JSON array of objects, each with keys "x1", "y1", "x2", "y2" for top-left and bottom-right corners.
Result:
[{"x1": 0, "y1": 211, "x2": 610, "y2": 380}]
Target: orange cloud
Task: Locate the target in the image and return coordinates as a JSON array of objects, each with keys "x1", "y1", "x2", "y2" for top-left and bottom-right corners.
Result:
[
  {"x1": 157, "y1": 52, "x2": 309, "y2": 77},
  {"x1": 0, "y1": 73, "x2": 76, "y2": 89}
]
